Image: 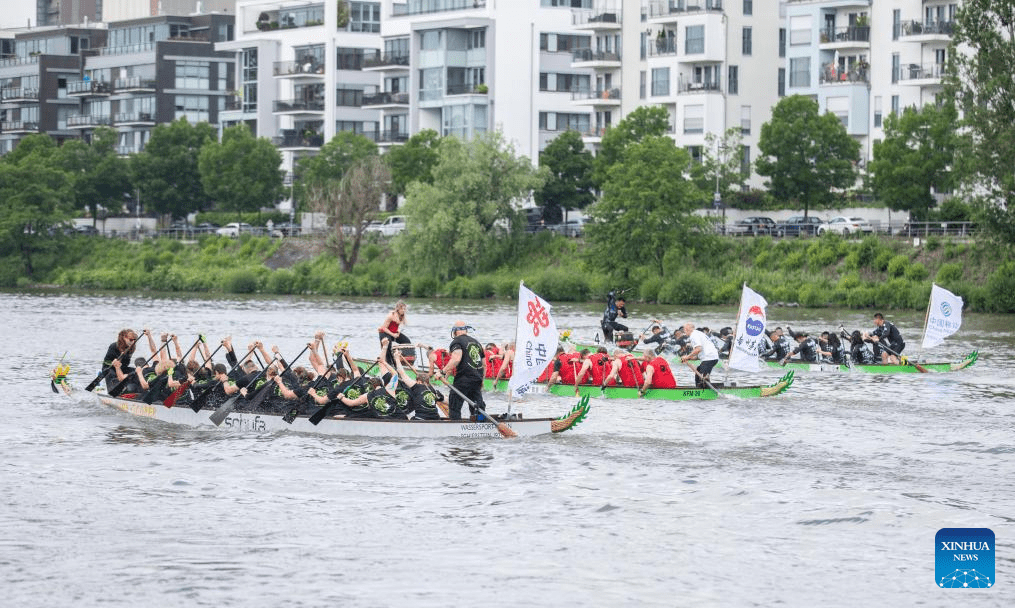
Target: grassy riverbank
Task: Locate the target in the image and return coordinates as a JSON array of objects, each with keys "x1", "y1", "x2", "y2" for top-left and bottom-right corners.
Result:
[{"x1": 6, "y1": 231, "x2": 1015, "y2": 313}]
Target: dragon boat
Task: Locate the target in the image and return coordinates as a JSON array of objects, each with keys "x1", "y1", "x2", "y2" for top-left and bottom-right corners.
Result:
[
  {"x1": 50, "y1": 369, "x2": 590, "y2": 439},
  {"x1": 718, "y1": 350, "x2": 979, "y2": 374}
]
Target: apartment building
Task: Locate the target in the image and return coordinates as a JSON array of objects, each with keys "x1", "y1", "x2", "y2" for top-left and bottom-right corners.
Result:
[{"x1": 0, "y1": 13, "x2": 235, "y2": 155}]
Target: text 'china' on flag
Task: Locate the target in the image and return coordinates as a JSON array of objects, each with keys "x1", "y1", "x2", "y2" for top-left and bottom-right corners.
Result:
[
  {"x1": 729, "y1": 283, "x2": 768, "y2": 373},
  {"x1": 509, "y1": 282, "x2": 558, "y2": 398}
]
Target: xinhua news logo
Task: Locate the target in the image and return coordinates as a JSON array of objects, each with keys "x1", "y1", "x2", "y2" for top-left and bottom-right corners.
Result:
[{"x1": 936, "y1": 528, "x2": 994, "y2": 589}]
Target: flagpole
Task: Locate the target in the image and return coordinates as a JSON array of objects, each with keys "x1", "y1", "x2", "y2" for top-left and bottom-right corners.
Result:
[
  {"x1": 918, "y1": 283, "x2": 934, "y2": 361},
  {"x1": 725, "y1": 282, "x2": 748, "y2": 383},
  {"x1": 505, "y1": 280, "x2": 523, "y2": 417}
]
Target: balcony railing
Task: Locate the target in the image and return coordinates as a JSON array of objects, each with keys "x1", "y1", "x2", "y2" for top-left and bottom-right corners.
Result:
[
  {"x1": 572, "y1": 11, "x2": 621, "y2": 26},
  {"x1": 580, "y1": 126, "x2": 610, "y2": 138},
  {"x1": 678, "y1": 80, "x2": 721, "y2": 93},
  {"x1": 273, "y1": 60, "x2": 325, "y2": 77},
  {"x1": 572, "y1": 49, "x2": 621, "y2": 63},
  {"x1": 897, "y1": 62, "x2": 946, "y2": 82},
  {"x1": 67, "y1": 114, "x2": 112, "y2": 127},
  {"x1": 0, "y1": 87, "x2": 39, "y2": 102},
  {"x1": 98, "y1": 43, "x2": 155, "y2": 56},
  {"x1": 820, "y1": 25, "x2": 871, "y2": 44},
  {"x1": 446, "y1": 84, "x2": 488, "y2": 95},
  {"x1": 571, "y1": 88, "x2": 621, "y2": 101},
  {"x1": 821, "y1": 65, "x2": 870, "y2": 84},
  {"x1": 392, "y1": 0, "x2": 486, "y2": 17},
  {"x1": 114, "y1": 77, "x2": 156, "y2": 92},
  {"x1": 646, "y1": 0, "x2": 724, "y2": 18},
  {"x1": 116, "y1": 145, "x2": 143, "y2": 156},
  {"x1": 364, "y1": 53, "x2": 410, "y2": 69},
  {"x1": 67, "y1": 81, "x2": 111, "y2": 96},
  {"x1": 272, "y1": 99, "x2": 325, "y2": 112},
  {"x1": 0, "y1": 120, "x2": 39, "y2": 133},
  {"x1": 362, "y1": 91, "x2": 409, "y2": 106},
  {"x1": 898, "y1": 20, "x2": 955, "y2": 37},
  {"x1": 647, "y1": 39, "x2": 678, "y2": 57},
  {"x1": 114, "y1": 112, "x2": 155, "y2": 124},
  {"x1": 377, "y1": 130, "x2": 410, "y2": 143},
  {"x1": 273, "y1": 132, "x2": 324, "y2": 148}
]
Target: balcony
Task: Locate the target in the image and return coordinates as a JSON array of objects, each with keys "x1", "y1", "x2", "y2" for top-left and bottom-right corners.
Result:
[
  {"x1": 572, "y1": 11, "x2": 622, "y2": 31},
  {"x1": 571, "y1": 49, "x2": 622, "y2": 69},
  {"x1": 114, "y1": 77, "x2": 157, "y2": 93},
  {"x1": 0, "y1": 120, "x2": 39, "y2": 134},
  {"x1": 0, "y1": 55, "x2": 39, "y2": 67},
  {"x1": 647, "y1": 39, "x2": 679, "y2": 58},
  {"x1": 67, "y1": 114, "x2": 112, "y2": 128},
  {"x1": 272, "y1": 99, "x2": 325, "y2": 114},
  {"x1": 819, "y1": 25, "x2": 871, "y2": 49},
  {"x1": 114, "y1": 112, "x2": 155, "y2": 126},
  {"x1": 273, "y1": 60, "x2": 325, "y2": 78},
  {"x1": 898, "y1": 20, "x2": 955, "y2": 41},
  {"x1": 377, "y1": 130, "x2": 410, "y2": 144},
  {"x1": 579, "y1": 126, "x2": 609, "y2": 143},
  {"x1": 446, "y1": 83, "x2": 488, "y2": 96},
  {"x1": 897, "y1": 62, "x2": 945, "y2": 86},
  {"x1": 363, "y1": 53, "x2": 410, "y2": 71},
  {"x1": 0, "y1": 87, "x2": 39, "y2": 103},
  {"x1": 820, "y1": 64, "x2": 870, "y2": 85},
  {"x1": 678, "y1": 80, "x2": 722, "y2": 94},
  {"x1": 362, "y1": 91, "x2": 409, "y2": 107},
  {"x1": 647, "y1": 0, "x2": 725, "y2": 22},
  {"x1": 273, "y1": 130, "x2": 324, "y2": 149},
  {"x1": 67, "y1": 81, "x2": 111, "y2": 97},
  {"x1": 117, "y1": 145, "x2": 143, "y2": 156},
  {"x1": 392, "y1": 0, "x2": 486, "y2": 17},
  {"x1": 571, "y1": 88, "x2": 621, "y2": 106}
]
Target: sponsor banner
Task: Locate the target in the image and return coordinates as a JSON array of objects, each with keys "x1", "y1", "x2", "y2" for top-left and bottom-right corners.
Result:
[
  {"x1": 509, "y1": 282, "x2": 558, "y2": 398},
  {"x1": 729, "y1": 284, "x2": 768, "y2": 372},
  {"x1": 923, "y1": 283, "x2": 964, "y2": 349}
]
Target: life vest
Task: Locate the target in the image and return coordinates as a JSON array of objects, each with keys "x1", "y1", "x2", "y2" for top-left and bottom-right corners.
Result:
[
  {"x1": 578, "y1": 353, "x2": 610, "y2": 385},
  {"x1": 614, "y1": 332, "x2": 636, "y2": 349},
  {"x1": 433, "y1": 348, "x2": 451, "y2": 370},
  {"x1": 558, "y1": 352, "x2": 582, "y2": 384},
  {"x1": 484, "y1": 348, "x2": 502, "y2": 379},
  {"x1": 645, "y1": 356, "x2": 677, "y2": 389},
  {"x1": 617, "y1": 355, "x2": 644, "y2": 387}
]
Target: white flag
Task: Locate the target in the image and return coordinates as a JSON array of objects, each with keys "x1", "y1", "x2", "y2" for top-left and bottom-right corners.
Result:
[
  {"x1": 729, "y1": 283, "x2": 768, "y2": 372},
  {"x1": 922, "y1": 283, "x2": 963, "y2": 349},
  {"x1": 508, "y1": 282, "x2": 558, "y2": 398}
]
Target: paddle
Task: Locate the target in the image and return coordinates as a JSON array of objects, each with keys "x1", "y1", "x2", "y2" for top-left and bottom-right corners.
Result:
[
  {"x1": 51, "y1": 351, "x2": 68, "y2": 393},
  {"x1": 191, "y1": 343, "x2": 259, "y2": 413},
  {"x1": 436, "y1": 377, "x2": 517, "y2": 438},
  {"x1": 209, "y1": 353, "x2": 281, "y2": 426},
  {"x1": 146, "y1": 335, "x2": 204, "y2": 405},
  {"x1": 571, "y1": 359, "x2": 580, "y2": 396},
  {"x1": 683, "y1": 361, "x2": 726, "y2": 399},
  {"x1": 164, "y1": 340, "x2": 224, "y2": 408},
  {"x1": 841, "y1": 325, "x2": 927, "y2": 373},
  {"x1": 85, "y1": 331, "x2": 142, "y2": 392},
  {"x1": 109, "y1": 336, "x2": 171, "y2": 397},
  {"x1": 308, "y1": 359, "x2": 380, "y2": 425}
]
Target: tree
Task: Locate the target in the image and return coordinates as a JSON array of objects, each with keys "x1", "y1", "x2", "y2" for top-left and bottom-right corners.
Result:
[
  {"x1": 946, "y1": 1, "x2": 1015, "y2": 242},
  {"x1": 305, "y1": 156, "x2": 389, "y2": 272},
  {"x1": 869, "y1": 103, "x2": 957, "y2": 221},
  {"x1": 199, "y1": 124, "x2": 284, "y2": 216},
  {"x1": 296, "y1": 131, "x2": 378, "y2": 209},
  {"x1": 690, "y1": 127, "x2": 746, "y2": 205},
  {"x1": 0, "y1": 135, "x2": 74, "y2": 278},
  {"x1": 57, "y1": 127, "x2": 132, "y2": 224},
  {"x1": 398, "y1": 132, "x2": 544, "y2": 281},
  {"x1": 584, "y1": 136, "x2": 706, "y2": 276},
  {"x1": 132, "y1": 118, "x2": 215, "y2": 218},
  {"x1": 384, "y1": 129, "x2": 441, "y2": 197},
  {"x1": 593, "y1": 105, "x2": 671, "y2": 186},
  {"x1": 755, "y1": 95, "x2": 860, "y2": 218},
  {"x1": 535, "y1": 130, "x2": 595, "y2": 224}
]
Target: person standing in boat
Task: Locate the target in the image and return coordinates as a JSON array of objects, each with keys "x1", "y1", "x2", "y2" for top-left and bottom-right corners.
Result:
[
  {"x1": 680, "y1": 322, "x2": 719, "y2": 389},
  {"x1": 378, "y1": 300, "x2": 411, "y2": 365},
  {"x1": 600, "y1": 290, "x2": 628, "y2": 342},
  {"x1": 100, "y1": 328, "x2": 140, "y2": 392},
  {"x1": 868, "y1": 312, "x2": 905, "y2": 364},
  {"x1": 435, "y1": 321, "x2": 486, "y2": 420}
]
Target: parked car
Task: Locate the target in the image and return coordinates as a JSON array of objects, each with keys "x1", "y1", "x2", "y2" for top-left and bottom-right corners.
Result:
[
  {"x1": 194, "y1": 222, "x2": 220, "y2": 234},
  {"x1": 775, "y1": 215, "x2": 824, "y2": 237},
  {"x1": 75, "y1": 224, "x2": 100, "y2": 236},
  {"x1": 727, "y1": 216, "x2": 777, "y2": 236},
  {"x1": 818, "y1": 216, "x2": 874, "y2": 236},
  {"x1": 269, "y1": 221, "x2": 300, "y2": 237},
  {"x1": 365, "y1": 215, "x2": 406, "y2": 237},
  {"x1": 216, "y1": 222, "x2": 254, "y2": 237},
  {"x1": 549, "y1": 217, "x2": 587, "y2": 238}
]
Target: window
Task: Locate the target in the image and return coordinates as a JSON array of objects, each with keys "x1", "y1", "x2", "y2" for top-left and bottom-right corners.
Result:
[
  {"x1": 335, "y1": 87, "x2": 363, "y2": 106},
  {"x1": 742, "y1": 27, "x2": 752, "y2": 55},
  {"x1": 349, "y1": 2, "x2": 380, "y2": 33},
  {"x1": 685, "y1": 25, "x2": 704, "y2": 54},
  {"x1": 789, "y1": 15, "x2": 812, "y2": 46},
  {"x1": 541, "y1": 33, "x2": 591, "y2": 53},
  {"x1": 684, "y1": 104, "x2": 704, "y2": 134},
  {"x1": 892, "y1": 9, "x2": 901, "y2": 40},
  {"x1": 779, "y1": 28, "x2": 785, "y2": 57},
  {"x1": 421, "y1": 31, "x2": 441, "y2": 51},
  {"x1": 175, "y1": 61, "x2": 209, "y2": 90},
  {"x1": 740, "y1": 105, "x2": 751, "y2": 135},
  {"x1": 686, "y1": 146, "x2": 703, "y2": 164},
  {"x1": 743, "y1": 0, "x2": 752, "y2": 16},
  {"x1": 891, "y1": 95, "x2": 899, "y2": 116},
  {"x1": 241, "y1": 48, "x2": 258, "y2": 112},
  {"x1": 874, "y1": 96, "x2": 882, "y2": 127},
  {"x1": 469, "y1": 29, "x2": 486, "y2": 49},
  {"x1": 336, "y1": 47, "x2": 366, "y2": 70},
  {"x1": 778, "y1": 68, "x2": 785, "y2": 97},
  {"x1": 538, "y1": 112, "x2": 590, "y2": 132},
  {"x1": 175, "y1": 95, "x2": 209, "y2": 122},
  {"x1": 539, "y1": 73, "x2": 590, "y2": 92},
  {"x1": 385, "y1": 38, "x2": 409, "y2": 58},
  {"x1": 728, "y1": 65, "x2": 738, "y2": 94},
  {"x1": 640, "y1": 70, "x2": 646, "y2": 99},
  {"x1": 651, "y1": 67, "x2": 670, "y2": 96},
  {"x1": 789, "y1": 57, "x2": 810, "y2": 88},
  {"x1": 891, "y1": 53, "x2": 899, "y2": 83}
]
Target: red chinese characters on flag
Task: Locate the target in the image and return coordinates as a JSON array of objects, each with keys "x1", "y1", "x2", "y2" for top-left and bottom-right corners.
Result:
[
  {"x1": 526, "y1": 299, "x2": 550, "y2": 336},
  {"x1": 510, "y1": 282, "x2": 558, "y2": 398}
]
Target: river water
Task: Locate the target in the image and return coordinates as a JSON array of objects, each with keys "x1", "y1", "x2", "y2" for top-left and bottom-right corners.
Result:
[{"x1": 1, "y1": 291, "x2": 1012, "y2": 607}]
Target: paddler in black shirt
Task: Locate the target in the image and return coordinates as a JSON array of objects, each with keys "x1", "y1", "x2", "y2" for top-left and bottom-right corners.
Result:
[
  {"x1": 101, "y1": 328, "x2": 140, "y2": 392},
  {"x1": 434, "y1": 321, "x2": 486, "y2": 420},
  {"x1": 780, "y1": 332, "x2": 831, "y2": 364},
  {"x1": 393, "y1": 352, "x2": 444, "y2": 420}
]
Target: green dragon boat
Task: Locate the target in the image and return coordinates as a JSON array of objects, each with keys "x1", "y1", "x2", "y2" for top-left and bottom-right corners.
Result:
[{"x1": 718, "y1": 350, "x2": 978, "y2": 374}]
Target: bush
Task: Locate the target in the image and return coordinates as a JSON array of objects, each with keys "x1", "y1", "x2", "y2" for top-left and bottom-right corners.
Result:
[
  {"x1": 658, "y1": 271, "x2": 712, "y2": 305},
  {"x1": 886, "y1": 254, "x2": 910, "y2": 278},
  {"x1": 225, "y1": 269, "x2": 259, "y2": 293},
  {"x1": 874, "y1": 250, "x2": 896, "y2": 272},
  {"x1": 640, "y1": 277, "x2": 664, "y2": 303},
  {"x1": 411, "y1": 275, "x2": 438, "y2": 298},
  {"x1": 936, "y1": 263, "x2": 963, "y2": 285},
  {"x1": 266, "y1": 269, "x2": 297, "y2": 294},
  {"x1": 797, "y1": 283, "x2": 826, "y2": 307},
  {"x1": 904, "y1": 262, "x2": 928, "y2": 281},
  {"x1": 781, "y1": 250, "x2": 806, "y2": 272},
  {"x1": 986, "y1": 261, "x2": 1015, "y2": 312},
  {"x1": 807, "y1": 240, "x2": 839, "y2": 268}
]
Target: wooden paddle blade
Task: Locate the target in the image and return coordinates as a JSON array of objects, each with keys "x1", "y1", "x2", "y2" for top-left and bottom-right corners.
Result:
[
  {"x1": 163, "y1": 381, "x2": 191, "y2": 408},
  {"x1": 142, "y1": 375, "x2": 168, "y2": 404},
  {"x1": 308, "y1": 403, "x2": 333, "y2": 425},
  {"x1": 495, "y1": 421, "x2": 518, "y2": 438},
  {"x1": 84, "y1": 370, "x2": 108, "y2": 392},
  {"x1": 209, "y1": 396, "x2": 238, "y2": 426}
]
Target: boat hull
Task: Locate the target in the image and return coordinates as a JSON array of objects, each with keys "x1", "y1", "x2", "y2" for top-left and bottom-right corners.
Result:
[
  {"x1": 477, "y1": 373, "x2": 794, "y2": 400},
  {"x1": 95, "y1": 394, "x2": 589, "y2": 438},
  {"x1": 719, "y1": 350, "x2": 979, "y2": 374}
]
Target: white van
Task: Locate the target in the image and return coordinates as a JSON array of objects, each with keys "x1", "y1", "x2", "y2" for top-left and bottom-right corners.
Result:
[{"x1": 365, "y1": 215, "x2": 406, "y2": 237}]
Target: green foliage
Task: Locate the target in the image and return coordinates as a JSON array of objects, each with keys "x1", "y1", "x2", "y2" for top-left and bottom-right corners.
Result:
[
  {"x1": 781, "y1": 250, "x2": 805, "y2": 272},
  {"x1": 797, "y1": 283, "x2": 826, "y2": 308},
  {"x1": 640, "y1": 276, "x2": 664, "y2": 303},
  {"x1": 266, "y1": 269, "x2": 298, "y2": 294},
  {"x1": 936, "y1": 262, "x2": 964, "y2": 284},
  {"x1": 199, "y1": 124, "x2": 284, "y2": 215},
  {"x1": 756, "y1": 95, "x2": 861, "y2": 217},
  {"x1": 886, "y1": 254, "x2": 910, "y2": 277},
  {"x1": 986, "y1": 261, "x2": 1015, "y2": 312},
  {"x1": 225, "y1": 269, "x2": 260, "y2": 294},
  {"x1": 57, "y1": 127, "x2": 132, "y2": 220},
  {"x1": 535, "y1": 130, "x2": 595, "y2": 223},
  {"x1": 384, "y1": 129, "x2": 442, "y2": 197},
  {"x1": 657, "y1": 271, "x2": 713, "y2": 305},
  {"x1": 132, "y1": 118, "x2": 216, "y2": 217},
  {"x1": 593, "y1": 106, "x2": 671, "y2": 186},
  {"x1": 904, "y1": 261, "x2": 929, "y2": 281}
]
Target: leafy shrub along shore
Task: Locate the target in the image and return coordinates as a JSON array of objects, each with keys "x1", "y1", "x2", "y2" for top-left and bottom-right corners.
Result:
[{"x1": 3, "y1": 232, "x2": 1014, "y2": 313}]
